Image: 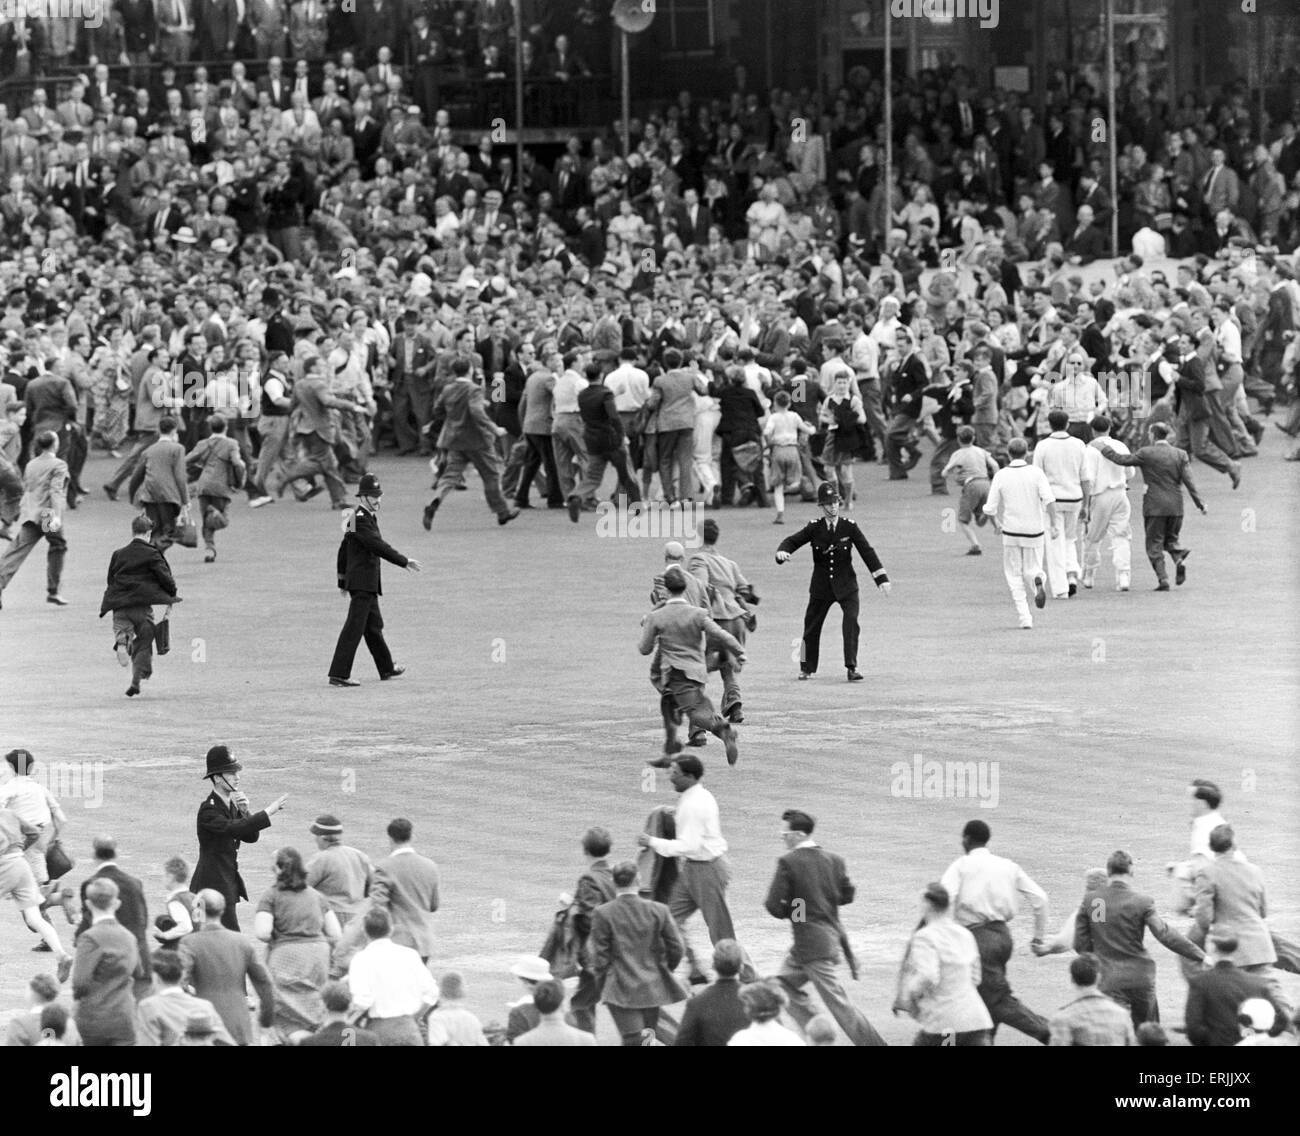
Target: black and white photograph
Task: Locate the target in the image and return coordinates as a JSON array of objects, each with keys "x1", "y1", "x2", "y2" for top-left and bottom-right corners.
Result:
[{"x1": 0, "y1": 0, "x2": 1297, "y2": 1102}]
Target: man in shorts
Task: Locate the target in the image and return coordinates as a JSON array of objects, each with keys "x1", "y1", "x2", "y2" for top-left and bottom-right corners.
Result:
[
  {"x1": 0, "y1": 805, "x2": 74, "y2": 981},
  {"x1": 941, "y1": 425, "x2": 1001, "y2": 555}
]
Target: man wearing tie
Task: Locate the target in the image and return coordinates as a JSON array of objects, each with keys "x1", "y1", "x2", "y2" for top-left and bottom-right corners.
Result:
[
  {"x1": 1200, "y1": 147, "x2": 1239, "y2": 222},
  {"x1": 191, "y1": 746, "x2": 287, "y2": 932},
  {"x1": 257, "y1": 55, "x2": 291, "y2": 110},
  {"x1": 159, "y1": 0, "x2": 195, "y2": 63}
]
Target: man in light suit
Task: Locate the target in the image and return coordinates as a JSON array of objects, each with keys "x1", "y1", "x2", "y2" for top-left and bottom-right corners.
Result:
[
  {"x1": 643, "y1": 348, "x2": 707, "y2": 505},
  {"x1": 638, "y1": 568, "x2": 744, "y2": 762},
  {"x1": 589, "y1": 860, "x2": 687, "y2": 1045},
  {"x1": 766, "y1": 809, "x2": 884, "y2": 1045},
  {"x1": 75, "y1": 836, "x2": 152, "y2": 1000},
  {"x1": 131, "y1": 416, "x2": 189, "y2": 550},
  {"x1": 372, "y1": 817, "x2": 440, "y2": 962},
  {"x1": 71, "y1": 878, "x2": 140, "y2": 1046},
  {"x1": 1200, "y1": 148, "x2": 1240, "y2": 221},
  {"x1": 1074, "y1": 849, "x2": 1206, "y2": 1028},
  {"x1": 1193, "y1": 824, "x2": 1291, "y2": 1021},
  {"x1": 0, "y1": 430, "x2": 68, "y2": 609},
  {"x1": 388, "y1": 311, "x2": 438, "y2": 456}
]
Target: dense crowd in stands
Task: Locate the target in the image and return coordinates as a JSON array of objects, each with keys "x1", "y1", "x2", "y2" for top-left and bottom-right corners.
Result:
[{"x1": 2, "y1": 7, "x2": 1300, "y2": 540}]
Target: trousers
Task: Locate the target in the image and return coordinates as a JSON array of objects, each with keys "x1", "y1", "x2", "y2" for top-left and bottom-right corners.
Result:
[
  {"x1": 1143, "y1": 513, "x2": 1186, "y2": 583},
  {"x1": 799, "y1": 590, "x2": 859, "y2": 673},
  {"x1": 328, "y1": 590, "x2": 395, "y2": 680},
  {"x1": 969, "y1": 922, "x2": 1049, "y2": 1043},
  {"x1": 269, "y1": 433, "x2": 347, "y2": 506},
  {"x1": 433, "y1": 448, "x2": 511, "y2": 517},
  {"x1": 0, "y1": 520, "x2": 67, "y2": 596},
  {"x1": 571, "y1": 441, "x2": 640, "y2": 504},
  {"x1": 776, "y1": 952, "x2": 885, "y2": 1046},
  {"x1": 253, "y1": 416, "x2": 291, "y2": 492},
  {"x1": 659, "y1": 670, "x2": 728, "y2": 749},
  {"x1": 1083, "y1": 487, "x2": 1132, "y2": 580},
  {"x1": 112, "y1": 605, "x2": 156, "y2": 687},
  {"x1": 550, "y1": 413, "x2": 588, "y2": 500},
  {"x1": 655, "y1": 428, "x2": 696, "y2": 502},
  {"x1": 516, "y1": 433, "x2": 563, "y2": 506},
  {"x1": 1043, "y1": 500, "x2": 1083, "y2": 596},
  {"x1": 1100, "y1": 977, "x2": 1159, "y2": 1029},
  {"x1": 1001, "y1": 537, "x2": 1044, "y2": 624},
  {"x1": 667, "y1": 857, "x2": 753, "y2": 983}
]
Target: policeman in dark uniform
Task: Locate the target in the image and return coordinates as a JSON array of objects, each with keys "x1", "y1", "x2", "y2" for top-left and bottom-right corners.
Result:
[
  {"x1": 328, "y1": 473, "x2": 422, "y2": 687},
  {"x1": 775, "y1": 483, "x2": 891, "y2": 680}
]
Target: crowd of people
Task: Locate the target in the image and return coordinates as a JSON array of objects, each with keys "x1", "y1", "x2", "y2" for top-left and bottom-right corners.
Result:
[
  {"x1": 1, "y1": 10, "x2": 1297, "y2": 1047},
  {"x1": 2, "y1": 743, "x2": 1295, "y2": 1046}
]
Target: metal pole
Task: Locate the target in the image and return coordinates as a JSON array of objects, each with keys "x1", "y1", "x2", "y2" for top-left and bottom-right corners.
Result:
[
  {"x1": 621, "y1": 30, "x2": 631, "y2": 158},
  {"x1": 514, "y1": 0, "x2": 524, "y2": 178},
  {"x1": 884, "y1": 0, "x2": 893, "y2": 240},
  {"x1": 1105, "y1": 0, "x2": 1118, "y2": 258}
]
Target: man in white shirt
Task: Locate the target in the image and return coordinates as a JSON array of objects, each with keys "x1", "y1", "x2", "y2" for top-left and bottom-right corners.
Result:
[
  {"x1": 637, "y1": 755, "x2": 755, "y2": 984},
  {"x1": 1081, "y1": 414, "x2": 1134, "y2": 591},
  {"x1": 347, "y1": 907, "x2": 438, "y2": 1046},
  {"x1": 1048, "y1": 352, "x2": 1108, "y2": 441},
  {"x1": 940, "y1": 820, "x2": 1051, "y2": 1044},
  {"x1": 983, "y1": 437, "x2": 1058, "y2": 629},
  {"x1": 1033, "y1": 409, "x2": 1092, "y2": 598},
  {"x1": 606, "y1": 347, "x2": 650, "y2": 474},
  {"x1": 550, "y1": 349, "x2": 590, "y2": 504},
  {"x1": 0, "y1": 748, "x2": 66, "y2": 894}
]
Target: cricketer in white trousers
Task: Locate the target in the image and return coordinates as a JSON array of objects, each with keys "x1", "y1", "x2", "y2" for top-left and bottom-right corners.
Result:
[
  {"x1": 1042, "y1": 500, "x2": 1083, "y2": 597},
  {"x1": 1082, "y1": 487, "x2": 1132, "y2": 586},
  {"x1": 1001, "y1": 536, "x2": 1047, "y2": 627},
  {"x1": 693, "y1": 396, "x2": 721, "y2": 501}
]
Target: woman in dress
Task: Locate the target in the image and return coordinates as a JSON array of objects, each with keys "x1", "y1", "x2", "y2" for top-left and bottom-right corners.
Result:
[
  {"x1": 89, "y1": 322, "x2": 132, "y2": 455},
  {"x1": 254, "y1": 847, "x2": 341, "y2": 1043}
]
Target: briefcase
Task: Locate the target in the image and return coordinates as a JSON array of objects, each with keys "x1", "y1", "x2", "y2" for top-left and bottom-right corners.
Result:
[
  {"x1": 45, "y1": 839, "x2": 74, "y2": 881},
  {"x1": 154, "y1": 617, "x2": 171, "y2": 656}
]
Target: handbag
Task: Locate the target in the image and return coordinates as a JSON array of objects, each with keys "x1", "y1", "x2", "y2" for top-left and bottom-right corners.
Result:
[
  {"x1": 45, "y1": 839, "x2": 74, "y2": 881},
  {"x1": 175, "y1": 507, "x2": 199, "y2": 548}
]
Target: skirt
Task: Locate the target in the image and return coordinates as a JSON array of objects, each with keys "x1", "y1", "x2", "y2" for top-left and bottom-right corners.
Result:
[{"x1": 268, "y1": 939, "x2": 330, "y2": 1036}]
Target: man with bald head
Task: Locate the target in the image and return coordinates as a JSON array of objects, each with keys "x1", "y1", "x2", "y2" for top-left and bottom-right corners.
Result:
[
  {"x1": 77, "y1": 836, "x2": 151, "y2": 999},
  {"x1": 72, "y1": 878, "x2": 140, "y2": 1046}
]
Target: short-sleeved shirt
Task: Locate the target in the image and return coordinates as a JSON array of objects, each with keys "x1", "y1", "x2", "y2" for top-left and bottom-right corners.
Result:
[
  {"x1": 256, "y1": 885, "x2": 331, "y2": 943},
  {"x1": 0, "y1": 779, "x2": 55, "y2": 827}
]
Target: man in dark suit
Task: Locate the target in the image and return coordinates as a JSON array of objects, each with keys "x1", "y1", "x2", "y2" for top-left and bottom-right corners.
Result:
[
  {"x1": 565, "y1": 826, "x2": 617, "y2": 1034},
  {"x1": 371, "y1": 817, "x2": 441, "y2": 961},
  {"x1": 72, "y1": 877, "x2": 140, "y2": 1046},
  {"x1": 190, "y1": 746, "x2": 286, "y2": 931},
  {"x1": 422, "y1": 359, "x2": 520, "y2": 528},
  {"x1": 75, "y1": 837, "x2": 151, "y2": 1001},
  {"x1": 589, "y1": 860, "x2": 687, "y2": 1046},
  {"x1": 388, "y1": 312, "x2": 438, "y2": 456},
  {"x1": 775, "y1": 483, "x2": 891, "y2": 681},
  {"x1": 1186, "y1": 934, "x2": 1281, "y2": 1046},
  {"x1": 328, "y1": 475, "x2": 421, "y2": 687},
  {"x1": 767, "y1": 809, "x2": 885, "y2": 1045},
  {"x1": 1064, "y1": 205, "x2": 1107, "y2": 265},
  {"x1": 1099, "y1": 420, "x2": 1206, "y2": 591},
  {"x1": 1074, "y1": 849, "x2": 1207, "y2": 1028},
  {"x1": 673, "y1": 939, "x2": 749, "y2": 1046},
  {"x1": 678, "y1": 187, "x2": 712, "y2": 247},
  {"x1": 99, "y1": 513, "x2": 181, "y2": 698}
]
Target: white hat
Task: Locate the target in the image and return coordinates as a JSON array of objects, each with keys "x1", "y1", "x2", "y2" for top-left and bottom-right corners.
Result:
[
  {"x1": 210, "y1": 238, "x2": 232, "y2": 255},
  {"x1": 173, "y1": 227, "x2": 198, "y2": 244},
  {"x1": 509, "y1": 955, "x2": 552, "y2": 983}
]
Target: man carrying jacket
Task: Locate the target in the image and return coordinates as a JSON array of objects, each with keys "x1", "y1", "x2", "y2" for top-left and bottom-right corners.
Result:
[{"x1": 330, "y1": 474, "x2": 421, "y2": 687}]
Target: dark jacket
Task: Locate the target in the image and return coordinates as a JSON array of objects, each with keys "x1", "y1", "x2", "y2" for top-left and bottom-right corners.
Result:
[
  {"x1": 1074, "y1": 877, "x2": 1205, "y2": 990},
  {"x1": 1100, "y1": 440, "x2": 1202, "y2": 517},
  {"x1": 190, "y1": 790, "x2": 272, "y2": 906},
  {"x1": 888, "y1": 353, "x2": 929, "y2": 419},
  {"x1": 99, "y1": 538, "x2": 180, "y2": 617},
  {"x1": 77, "y1": 863, "x2": 151, "y2": 1000},
  {"x1": 776, "y1": 515, "x2": 889, "y2": 600},
  {"x1": 764, "y1": 843, "x2": 856, "y2": 962},
  {"x1": 576, "y1": 383, "x2": 623, "y2": 454},
  {"x1": 336, "y1": 503, "x2": 408, "y2": 595},
  {"x1": 673, "y1": 975, "x2": 748, "y2": 1046},
  {"x1": 429, "y1": 378, "x2": 497, "y2": 452},
  {"x1": 1185, "y1": 963, "x2": 1274, "y2": 1047},
  {"x1": 589, "y1": 893, "x2": 687, "y2": 1009}
]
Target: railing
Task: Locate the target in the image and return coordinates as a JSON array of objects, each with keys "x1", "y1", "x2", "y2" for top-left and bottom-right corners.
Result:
[{"x1": 0, "y1": 60, "x2": 616, "y2": 134}]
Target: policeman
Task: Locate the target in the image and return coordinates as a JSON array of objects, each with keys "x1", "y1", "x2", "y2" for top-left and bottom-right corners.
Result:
[{"x1": 775, "y1": 482, "x2": 891, "y2": 680}]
